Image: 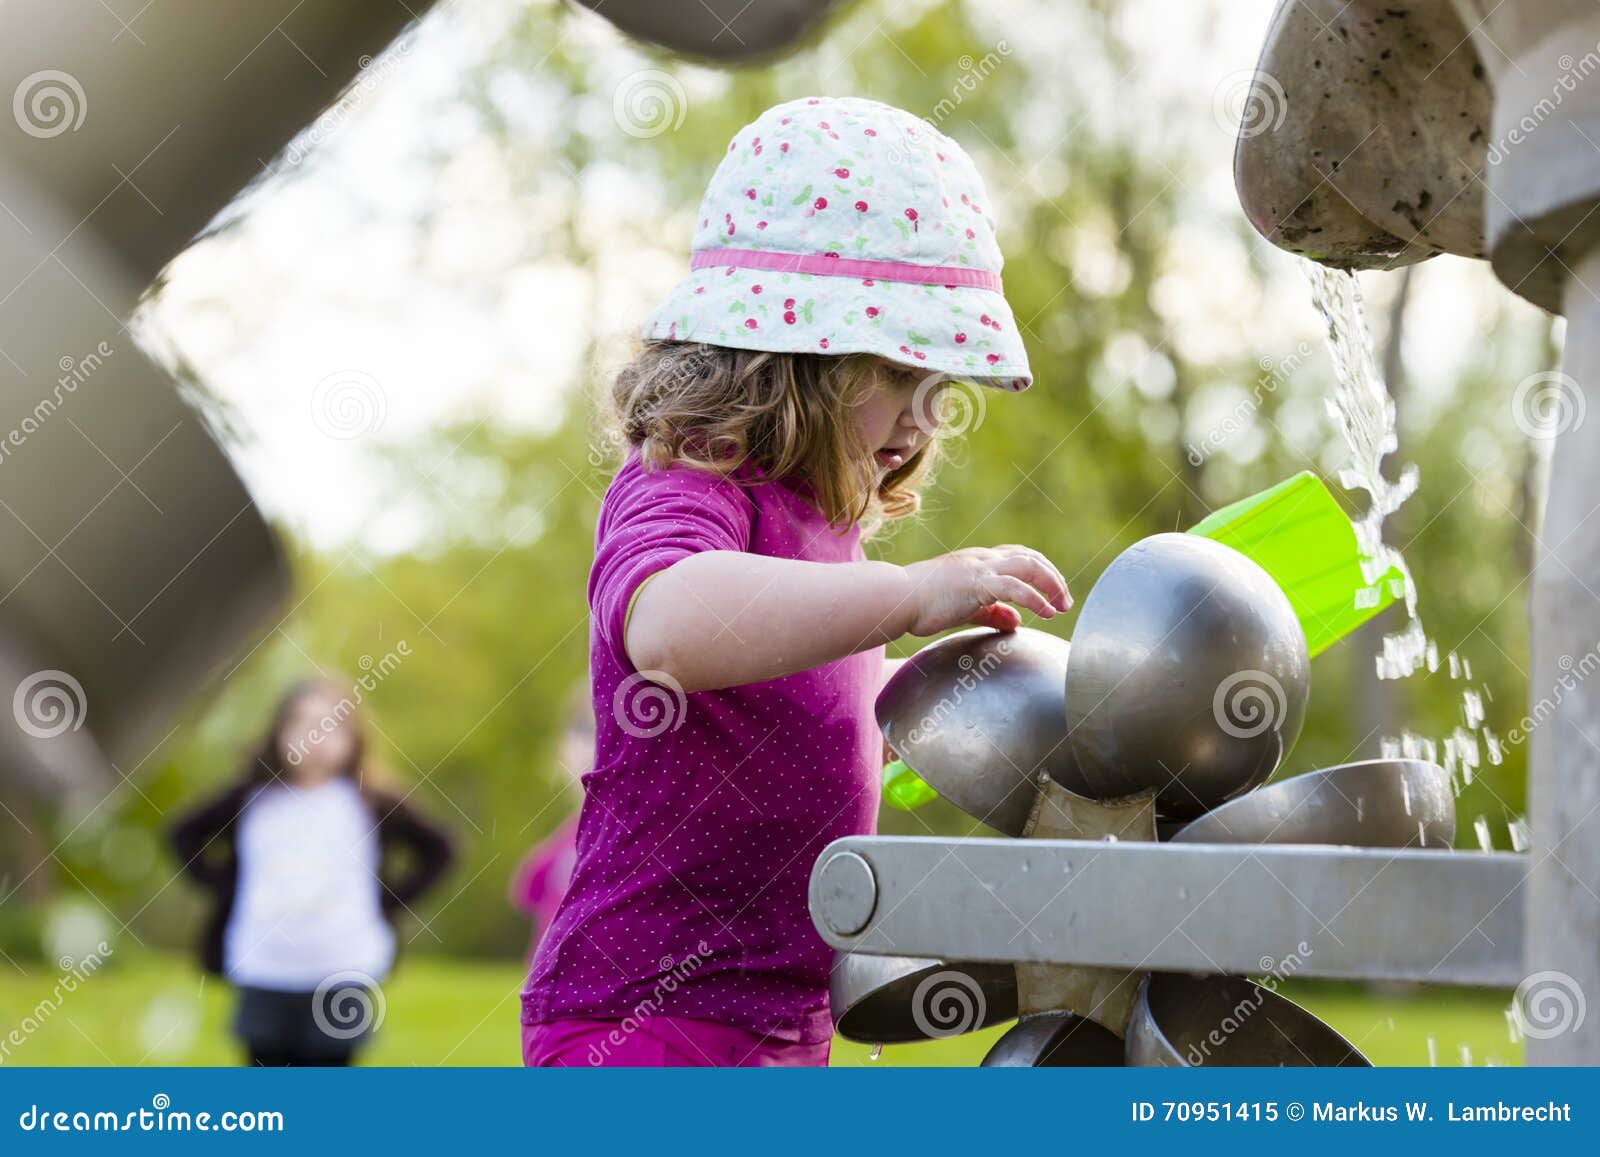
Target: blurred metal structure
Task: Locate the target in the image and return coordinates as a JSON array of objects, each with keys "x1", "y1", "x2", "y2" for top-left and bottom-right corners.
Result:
[
  {"x1": 0, "y1": 1, "x2": 440, "y2": 800},
  {"x1": 1234, "y1": 0, "x2": 1600, "y2": 1064},
  {"x1": 573, "y1": 0, "x2": 844, "y2": 62},
  {"x1": 1233, "y1": 2, "x2": 1489, "y2": 280},
  {"x1": 811, "y1": 837, "x2": 1526, "y2": 986}
]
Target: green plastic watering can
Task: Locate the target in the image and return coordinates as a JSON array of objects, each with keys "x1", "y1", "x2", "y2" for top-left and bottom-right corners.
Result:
[
  {"x1": 880, "y1": 471, "x2": 1403, "y2": 811},
  {"x1": 1186, "y1": 470, "x2": 1404, "y2": 658}
]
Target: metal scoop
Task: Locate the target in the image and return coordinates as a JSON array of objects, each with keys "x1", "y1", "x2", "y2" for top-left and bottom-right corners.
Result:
[
  {"x1": 1126, "y1": 972, "x2": 1370, "y2": 1067},
  {"x1": 829, "y1": 952, "x2": 1017, "y2": 1044},
  {"x1": 980, "y1": 1011, "x2": 1125, "y2": 1067},
  {"x1": 876, "y1": 627, "x2": 1088, "y2": 837},
  {"x1": 1171, "y1": 758, "x2": 1455, "y2": 849}
]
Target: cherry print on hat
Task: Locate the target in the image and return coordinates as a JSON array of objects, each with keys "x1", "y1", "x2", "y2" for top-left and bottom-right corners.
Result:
[{"x1": 641, "y1": 96, "x2": 1032, "y2": 392}]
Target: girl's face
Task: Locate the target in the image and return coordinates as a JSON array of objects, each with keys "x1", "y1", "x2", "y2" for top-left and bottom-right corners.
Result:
[
  {"x1": 852, "y1": 358, "x2": 948, "y2": 476},
  {"x1": 280, "y1": 687, "x2": 358, "y2": 786}
]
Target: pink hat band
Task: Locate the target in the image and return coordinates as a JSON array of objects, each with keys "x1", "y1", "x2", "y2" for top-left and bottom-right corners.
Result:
[{"x1": 689, "y1": 247, "x2": 1004, "y2": 292}]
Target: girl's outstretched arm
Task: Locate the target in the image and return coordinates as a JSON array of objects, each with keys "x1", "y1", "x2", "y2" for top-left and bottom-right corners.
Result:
[{"x1": 626, "y1": 545, "x2": 1070, "y2": 693}]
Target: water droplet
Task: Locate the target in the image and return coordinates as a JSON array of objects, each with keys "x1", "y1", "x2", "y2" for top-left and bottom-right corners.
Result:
[
  {"x1": 1474, "y1": 815, "x2": 1493, "y2": 852},
  {"x1": 1508, "y1": 816, "x2": 1531, "y2": 852}
]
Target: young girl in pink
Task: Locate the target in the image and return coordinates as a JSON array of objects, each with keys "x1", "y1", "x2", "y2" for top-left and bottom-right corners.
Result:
[{"x1": 520, "y1": 96, "x2": 1068, "y2": 1067}]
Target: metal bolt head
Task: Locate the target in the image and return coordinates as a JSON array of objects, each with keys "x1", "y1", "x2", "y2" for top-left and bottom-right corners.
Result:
[{"x1": 815, "y1": 851, "x2": 878, "y2": 937}]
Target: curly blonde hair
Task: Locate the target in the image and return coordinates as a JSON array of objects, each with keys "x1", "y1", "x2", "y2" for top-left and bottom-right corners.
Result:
[{"x1": 605, "y1": 342, "x2": 942, "y2": 533}]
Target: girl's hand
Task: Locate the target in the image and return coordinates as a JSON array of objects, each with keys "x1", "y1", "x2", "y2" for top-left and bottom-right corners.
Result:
[{"x1": 901, "y1": 546, "x2": 1072, "y2": 637}]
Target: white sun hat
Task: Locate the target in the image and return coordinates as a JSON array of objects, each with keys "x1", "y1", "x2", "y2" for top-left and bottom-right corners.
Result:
[{"x1": 642, "y1": 96, "x2": 1032, "y2": 391}]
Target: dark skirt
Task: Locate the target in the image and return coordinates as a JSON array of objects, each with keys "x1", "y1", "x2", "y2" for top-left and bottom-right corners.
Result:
[{"x1": 233, "y1": 981, "x2": 379, "y2": 1061}]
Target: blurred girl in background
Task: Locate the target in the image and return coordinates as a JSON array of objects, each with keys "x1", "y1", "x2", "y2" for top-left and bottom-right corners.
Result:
[{"x1": 171, "y1": 678, "x2": 455, "y2": 1066}]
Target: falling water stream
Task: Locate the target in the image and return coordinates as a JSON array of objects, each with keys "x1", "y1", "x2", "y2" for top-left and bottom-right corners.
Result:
[
  {"x1": 1302, "y1": 262, "x2": 1510, "y2": 830},
  {"x1": 1303, "y1": 262, "x2": 1518, "y2": 1062}
]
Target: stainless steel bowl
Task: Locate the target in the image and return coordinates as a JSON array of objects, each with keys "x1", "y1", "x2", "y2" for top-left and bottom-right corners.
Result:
[
  {"x1": 1126, "y1": 973, "x2": 1370, "y2": 1067},
  {"x1": 980, "y1": 1011, "x2": 1125, "y2": 1067},
  {"x1": 1171, "y1": 758, "x2": 1455, "y2": 849},
  {"x1": 877, "y1": 627, "x2": 1086, "y2": 836},
  {"x1": 1066, "y1": 534, "x2": 1310, "y2": 819},
  {"x1": 830, "y1": 952, "x2": 1017, "y2": 1044}
]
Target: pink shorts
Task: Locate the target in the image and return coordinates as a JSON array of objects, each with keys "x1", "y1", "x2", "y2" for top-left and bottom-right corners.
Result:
[{"x1": 521, "y1": 1016, "x2": 831, "y2": 1068}]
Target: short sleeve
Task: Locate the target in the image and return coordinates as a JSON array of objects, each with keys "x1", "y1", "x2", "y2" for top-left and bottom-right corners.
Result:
[{"x1": 589, "y1": 457, "x2": 754, "y2": 665}]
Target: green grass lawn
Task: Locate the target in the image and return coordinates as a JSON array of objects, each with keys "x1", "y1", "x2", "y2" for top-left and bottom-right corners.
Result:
[{"x1": 0, "y1": 951, "x2": 1519, "y2": 1067}]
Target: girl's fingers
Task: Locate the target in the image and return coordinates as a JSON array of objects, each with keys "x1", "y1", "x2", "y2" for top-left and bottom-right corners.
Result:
[
  {"x1": 993, "y1": 545, "x2": 1071, "y2": 610},
  {"x1": 990, "y1": 553, "x2": 1070, "y2": 611},
  {"x1": 980, "y1": 573, "x2": 1056, "y2": 619},
  {"x1": 969, "y1": 602, "x2": 1021, "y2": 631}
]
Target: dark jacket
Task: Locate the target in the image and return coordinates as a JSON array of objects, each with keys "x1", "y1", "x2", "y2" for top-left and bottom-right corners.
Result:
[{"x1": 168, "y1": 781, "x2": 456, "y2": 977}]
